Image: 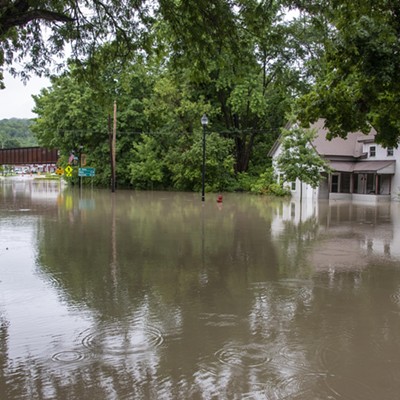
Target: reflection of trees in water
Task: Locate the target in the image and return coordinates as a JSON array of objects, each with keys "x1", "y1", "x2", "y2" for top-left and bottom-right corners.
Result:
[
  {"x1": 273, "y1": 215, "x2": 321, "y2": 277},
  {"x1": 4, "y1": 192, "x2": 400, "y2": 398},
  {"x1": 0, "y1": 316, "x2": 10, "y2": 398},
  {"x1": 245, "y1": 269, "x2": 400, "y2": 399},
  {"x1": 36, "y1": 190, "x2": 280, "y2": 315},
  {"x1": 2, "y1": 267, "x2": 400, "y2": 399},
  {"x1": 16, "y1": 191, "x2": 286, "y2": 397},
  {"x1": 0, "y1": 354, "x2": 156, "y2": 399}
]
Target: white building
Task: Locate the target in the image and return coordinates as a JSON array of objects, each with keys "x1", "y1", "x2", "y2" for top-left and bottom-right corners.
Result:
[{"x1": 268, "y1": 119, "x2": 398, "y2": 203}]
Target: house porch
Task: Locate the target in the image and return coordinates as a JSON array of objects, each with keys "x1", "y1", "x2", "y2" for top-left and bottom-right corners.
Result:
[{"x1": 324, "y1": 160, "x2": 396, "y2": 202}]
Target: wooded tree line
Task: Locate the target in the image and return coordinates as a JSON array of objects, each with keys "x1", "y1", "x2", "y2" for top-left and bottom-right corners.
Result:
[
  {"x1": 1, "y1": 0, "x2": 398, "y2": 192},
  {"x1": 0, "y1": 118, "x2": 36, "y2": 148}
]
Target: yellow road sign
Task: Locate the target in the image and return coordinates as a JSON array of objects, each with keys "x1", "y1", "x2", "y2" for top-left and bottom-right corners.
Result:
[
  {"x1": 56, "y1": 167, "x2": 64, "y2": 176},
  {"x1": 65, "y1": 165, "x2": 73, "y2": 177}
]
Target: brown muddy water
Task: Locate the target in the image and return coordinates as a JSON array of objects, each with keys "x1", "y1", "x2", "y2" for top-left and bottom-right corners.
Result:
[{"x1": 1, "y1": 178, "x2": 400, "y2": 399}]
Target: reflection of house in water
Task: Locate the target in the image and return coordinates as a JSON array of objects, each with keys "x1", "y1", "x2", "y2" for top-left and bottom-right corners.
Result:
[
  {"x1": 30, "y1": 181, "x2": 63, "y2": 202},
  {"x1": 271, "y1": 200, "x2": 400, "y2": 269},
  {"x1": 2, "y1": 179, "x2": 63, "y2": 212},
  {"x1": 271, "y1": 199, "x2": 317, "y2": 232},
  {"x1": 319, "y1": 201, "x2": 399, "y2": 261}
]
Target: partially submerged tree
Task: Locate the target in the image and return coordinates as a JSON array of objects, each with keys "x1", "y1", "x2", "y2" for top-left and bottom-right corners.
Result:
[{"x1": 276, "y1": 124, "x2": 330, "y2": 199}]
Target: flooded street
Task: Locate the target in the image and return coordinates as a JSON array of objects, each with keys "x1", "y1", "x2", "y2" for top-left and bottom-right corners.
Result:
[{"x1": 1, "y1": 178, "x2": 400, "y2": 399}]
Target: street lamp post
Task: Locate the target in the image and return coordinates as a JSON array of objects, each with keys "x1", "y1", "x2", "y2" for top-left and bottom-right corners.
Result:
[
  {"x1": 201, "y1": 114, "x2": 208, "y2": 201},
  {"x1": 111, "y1": 99, "x2": 117, "y2": 193}
]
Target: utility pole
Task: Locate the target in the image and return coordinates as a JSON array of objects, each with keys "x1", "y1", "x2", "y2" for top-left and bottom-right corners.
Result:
[
  {"x1": 111, "y1": 100, "x2": 117, "y2": 192},
  {"x1": 200, "y1": 114, "x2": 209, "y2": 201},
  {"x1": 108, "y1": 114, "x2": 113, "y2": 190}
]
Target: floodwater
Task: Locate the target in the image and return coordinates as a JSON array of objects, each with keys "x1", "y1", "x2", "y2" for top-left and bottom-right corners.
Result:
[{"x1": 1, "y1": 178, "x2": 400, "y2": 400}]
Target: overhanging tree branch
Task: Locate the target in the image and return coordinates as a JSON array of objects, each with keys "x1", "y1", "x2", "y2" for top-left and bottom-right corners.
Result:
[{"x1": 0, "y1": 9, "x2": 74, "y2": 36}]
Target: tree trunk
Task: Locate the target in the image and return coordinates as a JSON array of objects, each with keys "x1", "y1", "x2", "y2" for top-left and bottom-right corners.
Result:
[{"x1": 234, "y1": 132, "x2": 256, "y2": 173}]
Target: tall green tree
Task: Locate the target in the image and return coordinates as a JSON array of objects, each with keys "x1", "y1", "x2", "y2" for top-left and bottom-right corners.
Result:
[
  {"x1": 154, "y1": 1, "x2": 316, "y2": 174},
  {"x1": 294, "y1": 0, "x2": 400, "y2": 147},
  {"x1": 164, "y1": 130, "x2": 235, "y2": 192},
  {"x1": 129, "y1": 135, "x2": 165, "y2": 189},
  {"x1": 32, "y1": 54, "x2": 154, "y2": 186}
]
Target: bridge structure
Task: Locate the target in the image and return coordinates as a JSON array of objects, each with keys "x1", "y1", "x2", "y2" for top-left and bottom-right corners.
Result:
[{"x1": 0, "y1": 147, "x2": 59, "y2": 165}]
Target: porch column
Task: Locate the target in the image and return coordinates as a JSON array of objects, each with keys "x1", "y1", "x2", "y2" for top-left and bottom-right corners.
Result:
[
  {"x1": 350, "y1": 174, "x2": 354, "y2": 194},
  {"x1": 362, "y1": 174, "x2": 366, "y2": 194},
  {"x1": 375, "y1": 174, "x2": 379, "y2": 195}
]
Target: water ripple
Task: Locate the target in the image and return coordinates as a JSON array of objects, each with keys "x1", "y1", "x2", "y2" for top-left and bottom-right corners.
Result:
[
  {"x1": 243, "y1": 374, "x2": 329, "y2": 400},
  {"x1": 389, "y1": 287, "x2": 400, "y2": 306},
  {"x1": 79, "y1": 322, "x2": 164, "y2": 356},
  {"x1": 215, "y1": 343, "x2": 272, "y2": 368},
  {"x1": 277, "y1": 336, "x2": 350, "y2": 374},
  {"x1": 199, "y1": 312, "x2": 238, "y2": 327},
  {"x1": 324, "y1": 374, "x2": 380, "y2": 400},
  {"x1": 51, "y1": 350, "x2": 86, "y2": 363}
]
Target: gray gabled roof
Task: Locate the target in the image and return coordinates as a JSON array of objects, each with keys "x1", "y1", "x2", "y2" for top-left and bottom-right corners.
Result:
[
  {"x1": 268, "y1": 118, "x2": 376, "y2": 159},
  {"x1": 310, "y1": 119, "x2": 375, "y2": 159}
]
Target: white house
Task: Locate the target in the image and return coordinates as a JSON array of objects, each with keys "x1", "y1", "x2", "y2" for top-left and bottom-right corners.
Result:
[{"x1": 268, "y1": 119, "x2": 398, "y2": 203}]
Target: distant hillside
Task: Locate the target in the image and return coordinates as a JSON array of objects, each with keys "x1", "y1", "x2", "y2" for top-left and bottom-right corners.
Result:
[{"x1": 0, "y1": 118, "x2": 38, "y2": 148}]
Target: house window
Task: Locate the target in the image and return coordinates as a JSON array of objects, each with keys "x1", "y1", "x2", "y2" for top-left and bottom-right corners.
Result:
[
  {"x1": 387, "y1": 147, "x2": 394, "y2": 156},
  {"x1": 291, "y1": 181, "x2": 296, "y2": 191},
  {"x1": 341, "y1": 173, "x2": 351, "y2": 193},
  {"x1": 369, "y1": 146, "x2": 376, "y2": 157},
  {"x1": 331, "y1": 174, "x2": 339, "y2": 193}
]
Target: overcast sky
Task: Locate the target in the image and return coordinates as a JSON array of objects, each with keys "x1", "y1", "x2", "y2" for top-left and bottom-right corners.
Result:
[{"x1": 0, "y1": 72, "x2": 50, "y2": 120}]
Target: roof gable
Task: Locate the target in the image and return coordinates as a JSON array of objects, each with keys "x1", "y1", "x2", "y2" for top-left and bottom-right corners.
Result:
[
  {"x1": 310, "y1": 119, "x2": 375, "y2": 159},
  {"x1": 268, "y1": 118, "x2": 376, "y2": 159}
]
